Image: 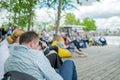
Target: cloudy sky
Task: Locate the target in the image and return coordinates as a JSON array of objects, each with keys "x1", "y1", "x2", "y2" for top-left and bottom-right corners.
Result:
[
  {"x1": 35, "y1": 0, "x2": 120, "y2": 30},
  {"x1": 0, "y1": 0, "x2": 120, "y2": 30},
  {"x1": 74, "y1": 0, "x2": 120, "y2": 29}
]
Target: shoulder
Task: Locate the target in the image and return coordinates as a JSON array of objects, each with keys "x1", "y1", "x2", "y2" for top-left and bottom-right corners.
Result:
[
  {"x1": 28, "y1": 49, "x2": 45, "y2": 58},
  {"x1": 28, "y1": 49, "x2": 49, "y2": 64}
]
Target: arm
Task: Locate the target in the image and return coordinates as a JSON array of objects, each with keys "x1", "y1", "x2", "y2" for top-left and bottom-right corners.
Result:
[{"x1": 36, "y1": 51, "x2": 63, "y2": 80}]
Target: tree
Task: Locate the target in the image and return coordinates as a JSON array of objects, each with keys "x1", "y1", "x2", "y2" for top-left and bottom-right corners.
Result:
[
  {"x1": 75, "y1": 19, "x2": 81, "y2": 25},
  {"x1": 39, "y1": 0, "x2": 100, "y2": 39},
  {"x1": 39, "y1": 0, "x2": 76, "y2": 39},
  {"x1": 0, "y1": 0, "x2": 38, "y2": 30},
  {"x1": 64, "y1": 13, "x2": 82, "y2": 25},
  {"x1": 64, "y1": 13, "x2": 97, "y2": 31},
  {"x1": 65, "y1": 13, "x2": 76, "y2": 25},
  {"x1": 54, "y1": 0, "x2": 62, "y2": 39},
  {"x1": 0, "y1": 0, "x2": 100, "y2": 32},
  {"x1": 82, "y1": 17, "x2": 96, "y2": 31}
]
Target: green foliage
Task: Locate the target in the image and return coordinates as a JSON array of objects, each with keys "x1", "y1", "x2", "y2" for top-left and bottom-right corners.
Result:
[
  {"x1": 39, "y1": 0, "x2": 76, "y2": 10},
  {"x1": 48, "y1": 24, "x2": 55, "y2": 30},
  {"x1": 96, "y1": 0, "x2": 100, "y2": 2},
  {"x1": 0, "y1": 0, "x2": 37, "y2": 29},
  {"x1": 39, "y1": 0, "x2": 100, "y2": 10},
  {"x1": 82, "y1": 17, "x2": 96, "y2": 31},
  {"x1": 77, "y1": 0, "x2": 100, "y2": 5},
  {"x1": 64, "y1": 13, "x2": 96, "y2": 31},
  {"x1": 0, "y1": 0, "x2": 100, "y2": 30},
  {"x1": 65, "y1": 13, "x2": 76, "y2": 25},
  {"x1": 74, "y1": 19, "x2": 81, "y2": 25},
  {"x1": 64, "y1": 13, "x2": 82, "y2": 25}
]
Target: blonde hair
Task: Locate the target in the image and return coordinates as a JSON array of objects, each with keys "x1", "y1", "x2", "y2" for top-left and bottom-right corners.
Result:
[
  {"x1": 54, "y1": 35, "x2": 60, "y2": 41},
  {"x1": 7, "y1": 29, "x2": 25, "y2": 44}
]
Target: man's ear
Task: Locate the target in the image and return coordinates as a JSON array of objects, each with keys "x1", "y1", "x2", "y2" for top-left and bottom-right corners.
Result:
[
  {"x1": 28, "y1": 40, "x2": 34, "y2": 48},
  {"x1": 0, "y1": 38, "x2": 2, "y2": 42}
]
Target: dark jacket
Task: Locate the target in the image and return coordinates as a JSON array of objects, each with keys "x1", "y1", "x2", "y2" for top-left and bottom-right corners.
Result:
[{"x1": 2, "y1": 71, "x2": 37, "y2": 80}]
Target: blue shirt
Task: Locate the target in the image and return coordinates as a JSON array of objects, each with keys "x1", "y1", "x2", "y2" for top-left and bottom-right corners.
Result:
[{"x1": 4, "y1": 44, "x2": 63, "y2": 80}]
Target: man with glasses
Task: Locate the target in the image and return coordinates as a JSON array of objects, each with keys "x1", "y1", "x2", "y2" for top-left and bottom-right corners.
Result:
[{"x1": 4, "y1": 31, "x2": 77, "y2": 80}]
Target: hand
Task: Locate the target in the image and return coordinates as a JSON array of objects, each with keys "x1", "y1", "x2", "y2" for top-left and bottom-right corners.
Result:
[
  {"x1": 37, "y1": 45, "x2": 42, "y2": 50},
  {"x1": 42, "y1": 42, "x2": 47, "y2": 47}
]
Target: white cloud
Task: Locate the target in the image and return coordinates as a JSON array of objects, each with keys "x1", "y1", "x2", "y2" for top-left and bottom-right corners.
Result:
[
  {"x1": 95, "y1": 16, "x2": 120, "y2": 29},
  {"x1": 34, "y1": 0, "x2": 120, "y2": 30},
  {"x1": 73, "y1": 0, "x2": 120, "y2": 29},
  {"x1": 35, "y1": 8, "x2": 55, "y2": 23},
  {"x1": 74, "y1": 0, "x2": 120, "y2": 19}
]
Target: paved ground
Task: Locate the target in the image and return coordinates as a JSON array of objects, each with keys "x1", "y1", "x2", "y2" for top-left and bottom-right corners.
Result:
[{"x1": 64, "y1": 45, "x2": 120, "y2": 80}]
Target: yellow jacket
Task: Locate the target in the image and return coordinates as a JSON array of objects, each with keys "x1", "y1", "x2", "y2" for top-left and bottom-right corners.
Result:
[{"x1": 51, "y1": 41, "x2": 72, "y2": 58}]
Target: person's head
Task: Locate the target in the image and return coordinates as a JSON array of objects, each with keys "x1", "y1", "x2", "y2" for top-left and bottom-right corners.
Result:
[
  {"x1": 19, "y1": 31, "x2": 40, "y2": 50},
  {"x1": 54, "y1": 35, "x2": 61, "y2": 41},
  {"x1": 61, "y1": 32, "x2": 65, "y2": 38},
  {"x1": 7, "y1": 29, "x2": 25, "y2": 44},
  {"x1": 44, "y1": 34, "x2": 49, "y2": 40}
]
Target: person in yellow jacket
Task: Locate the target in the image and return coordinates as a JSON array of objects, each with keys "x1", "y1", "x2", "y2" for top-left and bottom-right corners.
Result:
[
  {"x1": 52, "y1": 35, "x2": 72, "y2": 58},
  {"x1": 52, "y1": 35, "x2": 87, "y2": 58}
]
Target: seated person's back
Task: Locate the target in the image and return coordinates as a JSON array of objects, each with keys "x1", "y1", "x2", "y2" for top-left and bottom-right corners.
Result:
[{"x1": 4, "y1": 31, "x2": 63, "y2": 80}]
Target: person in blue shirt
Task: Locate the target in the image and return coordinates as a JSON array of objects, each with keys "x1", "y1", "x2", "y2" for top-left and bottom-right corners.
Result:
[
  {"x1": 99, "y1": 35, "x2": 107, "y2": 46},
  {"x1": 4, "y1": 31, "x2": 77, "y2": 80}
]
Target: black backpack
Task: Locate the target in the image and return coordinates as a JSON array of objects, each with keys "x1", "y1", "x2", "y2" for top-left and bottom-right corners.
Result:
[{"x1": 2, "y1": 71, "x2": 37, "y2": 80}]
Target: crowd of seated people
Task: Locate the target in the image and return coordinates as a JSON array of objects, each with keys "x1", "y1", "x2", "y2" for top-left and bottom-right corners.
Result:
[
  {"x1": 89, "y1": 34, "x2": 107, "y2": 46},
  {"x1": 52, "y1": 34, "x2": 87, "y2": 58},
  {"x1": 0, "y1": 26, "x2": 108, "y2": 80},
  {"x1": 0, "y1": 29, "x2": 78, "y2": 80},
  {"x1": 38, "y1": 31, "x2": 88, "y2": 58},
  {"x1": 72, "y1": 32, "x2": 87, "y2": 49},
  {"x1": 62, "y1": 33, "x2": 87, "y2": 56},
  {"x1": 99, "y1": 35, "x2": 107, "y2": 46}
]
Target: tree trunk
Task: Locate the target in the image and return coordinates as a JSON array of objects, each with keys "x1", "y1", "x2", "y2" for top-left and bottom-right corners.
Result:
[
  {"x1": 28, "y1": 0, "x2": 33, "y2": 31},
  {"x1": 54, "y1": 0, "x2": 62, "y2": 40}
]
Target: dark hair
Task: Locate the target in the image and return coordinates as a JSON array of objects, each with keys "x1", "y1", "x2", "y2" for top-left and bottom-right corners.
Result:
[
  {"x1": 19, "y1": 31, "x2": 39, "y2": 44},
  {"x1": 0, "y1": 32, "x2": 2, "y2": 39}
]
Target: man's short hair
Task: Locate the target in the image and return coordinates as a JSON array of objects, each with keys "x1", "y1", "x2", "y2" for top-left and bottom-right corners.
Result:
[
  {"x1": 19, "y1": 31, "x2": 39, "y2": 44},
  {"x1": 0, "y1": 32, "x2": 2, "y2": 39}
]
